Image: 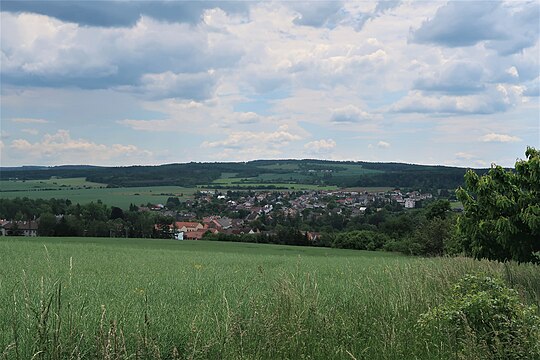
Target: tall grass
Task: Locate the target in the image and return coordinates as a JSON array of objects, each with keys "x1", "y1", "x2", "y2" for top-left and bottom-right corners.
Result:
[{"x1": 1, "y1": 237, "x2": 538, "y2": 359}]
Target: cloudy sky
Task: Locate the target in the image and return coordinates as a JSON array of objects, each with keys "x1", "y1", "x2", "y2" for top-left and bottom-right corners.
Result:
[{"x1": 1, "y1": 1, "x2": 538, "y2": 167}]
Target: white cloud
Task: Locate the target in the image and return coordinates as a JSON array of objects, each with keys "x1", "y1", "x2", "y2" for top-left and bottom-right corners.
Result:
[
  {"x1": 1, "y1": 12, "x2": 242, "y2": 94},
  {"x1": 410, "y1": 2, "x2": 539, "y2": 55},
  {"x1": 232, "y1": 112, "x2": 263, "y2": 125},
  {"x1": 377, "y1": 141, "x2": 390, "y2": 148},
  {"x1": 414, "y1": 61, "x2": 485, "y2": 94},
  {"x1": 392, "y1": 84, "x2": 523, "y2": 115},
  {"x1": 304, "y1": 139, "x2": 336, "y2": 154},
  {"x1": 8, "y1": 130, "x2": 153, "y2": 165},
  {"x1": 123, "y1": 70, "x2": 218, "y2": 100},
  {"x1": 506, "y1": 66, "x2": 519, "y2": 78},
  {"x1": 11, "y1": 118, "x2": 49, "y2": 124},
  {"x1": 21, "y1": 128, "x2": 39, "y2": 135},
  {"x1": 455, "y1": 152, "x2": 475, "y2": 160},
  {"x1": 197, "y1": 125, "x2": 305, "y2": 160},
  {"x1": 480, "y1": 133, "x2": 522, "y2": 143},
  {"x1": 202, "y1": 125, "x2": 302, "y2": 150},
  {"x1": 118, "y1": 119, "x2": 172, "y2": 132},
  {"x1": 330, "y1": 105, "x2": 377, "y2": 124},
  {"x1": 289, "y1": 1, "x2": 343, "y2": 28}
]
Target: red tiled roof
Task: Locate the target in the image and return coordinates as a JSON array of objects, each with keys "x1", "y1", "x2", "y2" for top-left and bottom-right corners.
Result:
[{"x1": 184, "y1": 230, "x2": 208, "y2": 240}]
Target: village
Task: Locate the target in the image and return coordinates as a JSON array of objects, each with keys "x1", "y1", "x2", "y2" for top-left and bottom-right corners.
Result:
[
  {"x1": 0, "y1": 188, "x2": 436, "y2": 238},
  {"x1": 149, "y1": 188, "x2": 435, "y2": 240}
]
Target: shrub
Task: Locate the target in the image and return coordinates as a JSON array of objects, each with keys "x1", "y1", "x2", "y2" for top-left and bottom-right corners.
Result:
[
  {"x1": 331, "y1": 230, "x2": 390, "y2": 250},
  {"x1": 418, "y1": 275, "x2": 540, "y2": 359}
]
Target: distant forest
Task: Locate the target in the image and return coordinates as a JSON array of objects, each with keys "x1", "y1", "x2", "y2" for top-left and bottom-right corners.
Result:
[{"x1": 1, "y1": 160, "x2": 488, "y2": 190}]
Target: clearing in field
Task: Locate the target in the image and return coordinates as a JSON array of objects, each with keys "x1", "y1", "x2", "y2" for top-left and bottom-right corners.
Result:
[{"x1": 0, "y1": 237, "x2": 538, "y2": 359}]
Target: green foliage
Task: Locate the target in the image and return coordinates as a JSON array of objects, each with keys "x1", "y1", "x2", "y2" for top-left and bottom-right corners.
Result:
[
  {"x1": 386, "y1": 217, "x2": 455, "y2": 256},
  {"x1": 456, "y1": 147, "x2": 540, "y2": 263},
  {"x1": 2, "y1": 159, "x2": 486, "y2": 190},
  {"x1": 37, "y1": 212, "x2": 57, "y2": 236},
  {"x1": 418, "y1": 275, "x2": 540, "y2": 359},
  {"x1": 426, "y1": 199, "x2": 451, "y2": 220},
  {"x1": 331, "y1": 230, "x2": 390, "y2": 250},
  {"x1": 166, "y1": 196, "x2": 181, "y2": 208},
  {"x1": 110, "y1": 206, "x2": 125, "y2": 220}
]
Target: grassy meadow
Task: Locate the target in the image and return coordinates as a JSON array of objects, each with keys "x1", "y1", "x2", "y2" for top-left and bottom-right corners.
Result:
[
  {"x1": 0, "y1": 178, "x2": 199, "y2": 209},
  {"x1": 209, "y1": 178, "x2": 338, "y2": 191},
  {"x1": 1, "y1": 237, "x2": 538, "y2": 359},
  {"x1": 207, "y1": 162, "x2": 382, "y2": 189},
  {"x1": 0, "y1": 178, "x2": 106, "y2": 192}
]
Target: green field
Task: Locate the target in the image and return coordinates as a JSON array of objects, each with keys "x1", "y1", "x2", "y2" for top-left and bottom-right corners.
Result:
[
  {"x1": 208, "y1": 178, "x2": 338, "y2": 190},
  {"x1": 1, "y1": 237, "x2": 538, "y2": 359},
  {"x1": 330, "y1": 163, "x2": 383, "y2": 176},
  {"x1": 256, "y1": 163, "x2": 301, "y2": 171},
  {"x1": 213, "y1": 163, "x2": 384, "y2": 187},
  {"x1": 0, "y1": 178, "x2": 199, "y2": 209},
  {"x1": 210, "y1": 174, "x2": 338, "y2": 190},
  {"x1": 0, "y1": 177, "x2": 339, "y2": 208},
  {"x1": 0, "y1": 177, "x2": 105, "y2": 192}
]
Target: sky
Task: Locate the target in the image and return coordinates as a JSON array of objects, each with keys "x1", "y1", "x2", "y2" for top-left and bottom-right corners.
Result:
[{"x1": 1, "y1": 0, "x2": 539, "y2": 168}]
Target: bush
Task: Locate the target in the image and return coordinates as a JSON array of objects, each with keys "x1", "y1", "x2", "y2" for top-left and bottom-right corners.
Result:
[
  {"x1": 384, "y1": 217, "x2": 455, "y2": 256},
  {"x1": 418, "y1": 275, "x2": 540, "y2": 359},
  {"x1": 331, "y1": 230, "x2": 390, "y2": 250}
]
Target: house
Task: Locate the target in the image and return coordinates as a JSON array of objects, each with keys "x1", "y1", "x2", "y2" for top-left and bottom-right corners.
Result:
[
  {"x1": 0, "y1": 220, "x2": 9, "y2": 236},
  {"x1": 2, "y1": 220, "x2": 39, "y2": 237},
  {"x1": 404, "y1": 199, "x2": 416, "y2": 209},
  {"x1": 184, "y1": 229, "x2": 210, "y2": 240},
  {"x1": 209, "y1": 217, "x2": 233, "y2": 230},
  {"x1": 175, "y1": 222, "x2": 204, "y2": 232},
  {"x1": 301, "y1": 231, "x2": 321, "y2": 242}
]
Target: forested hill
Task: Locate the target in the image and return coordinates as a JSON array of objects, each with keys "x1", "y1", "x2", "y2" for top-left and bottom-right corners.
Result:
[{"x1": 0, "y1": 160, "x2": 488, "y2": 190}]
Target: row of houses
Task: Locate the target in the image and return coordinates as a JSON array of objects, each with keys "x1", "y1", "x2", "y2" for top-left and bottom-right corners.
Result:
[
  {"x1": 156, "y1": 217, "x2": 260, "y2": 240},
  {"x1": 0, "y1": 220, "x2": 38, "y2": 237}
]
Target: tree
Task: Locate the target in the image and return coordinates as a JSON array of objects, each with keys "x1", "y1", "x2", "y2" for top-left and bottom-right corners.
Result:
[
  {"x1": 110, "y1": 206, "x2": 125, "y2": 220},
  {"x1": 38, "y1": 213, "x2": 57, "y2": 236},
  {"x1": 425, "y1": 199, "x2": 451, "y2": 220},
  {"x1": 456, "y1": 147, "x2": 540, "y2": 263},
  {"x1": 166, "y1": 197, "x2": 180, "y2": 209},
  {"x1": 407, "y1": 217, "x2": 454, "y2": 256}
]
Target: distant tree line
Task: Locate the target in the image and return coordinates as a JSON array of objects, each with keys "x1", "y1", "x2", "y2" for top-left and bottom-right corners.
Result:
[
  {"x1": 1, "y1": 160, "x2": 487, "y2": 190},
  {"x1": 0, "y1": 198, "x2": 165, "y2": 238}
]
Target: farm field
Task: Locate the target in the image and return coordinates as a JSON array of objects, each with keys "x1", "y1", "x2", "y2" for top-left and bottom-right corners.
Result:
[
  {"x1": 0, "y1": 176, "x2": 340, "y2": 209},
  {"x1": 1, "y1": 237, "x2": 538, "y2": 359},
  {"x1": 208, "y1": 163, "x2": 384, "y2": 189},
  {"x1": 0, "y1": 177, "x2": 106, "y2": 192},
  {"x1": 209, "y1": 178, "x2": 338, "y2": 190},
  {"x1": 0, "y1": 180, "x2": 199, "y2": 209},
  {"x1": 330, "y1": 163, "x2": 383, "y2": 175}
]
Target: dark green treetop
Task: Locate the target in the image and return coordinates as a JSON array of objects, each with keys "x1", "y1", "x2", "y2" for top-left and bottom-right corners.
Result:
[{"x1": 456, "y1": 147, "x2": 540, "y2": 263}]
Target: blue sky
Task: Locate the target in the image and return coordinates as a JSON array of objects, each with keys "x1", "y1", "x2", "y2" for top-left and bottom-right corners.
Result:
[{"x1": 1, "y1": 0, "x2": 538, "y2": 167}]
